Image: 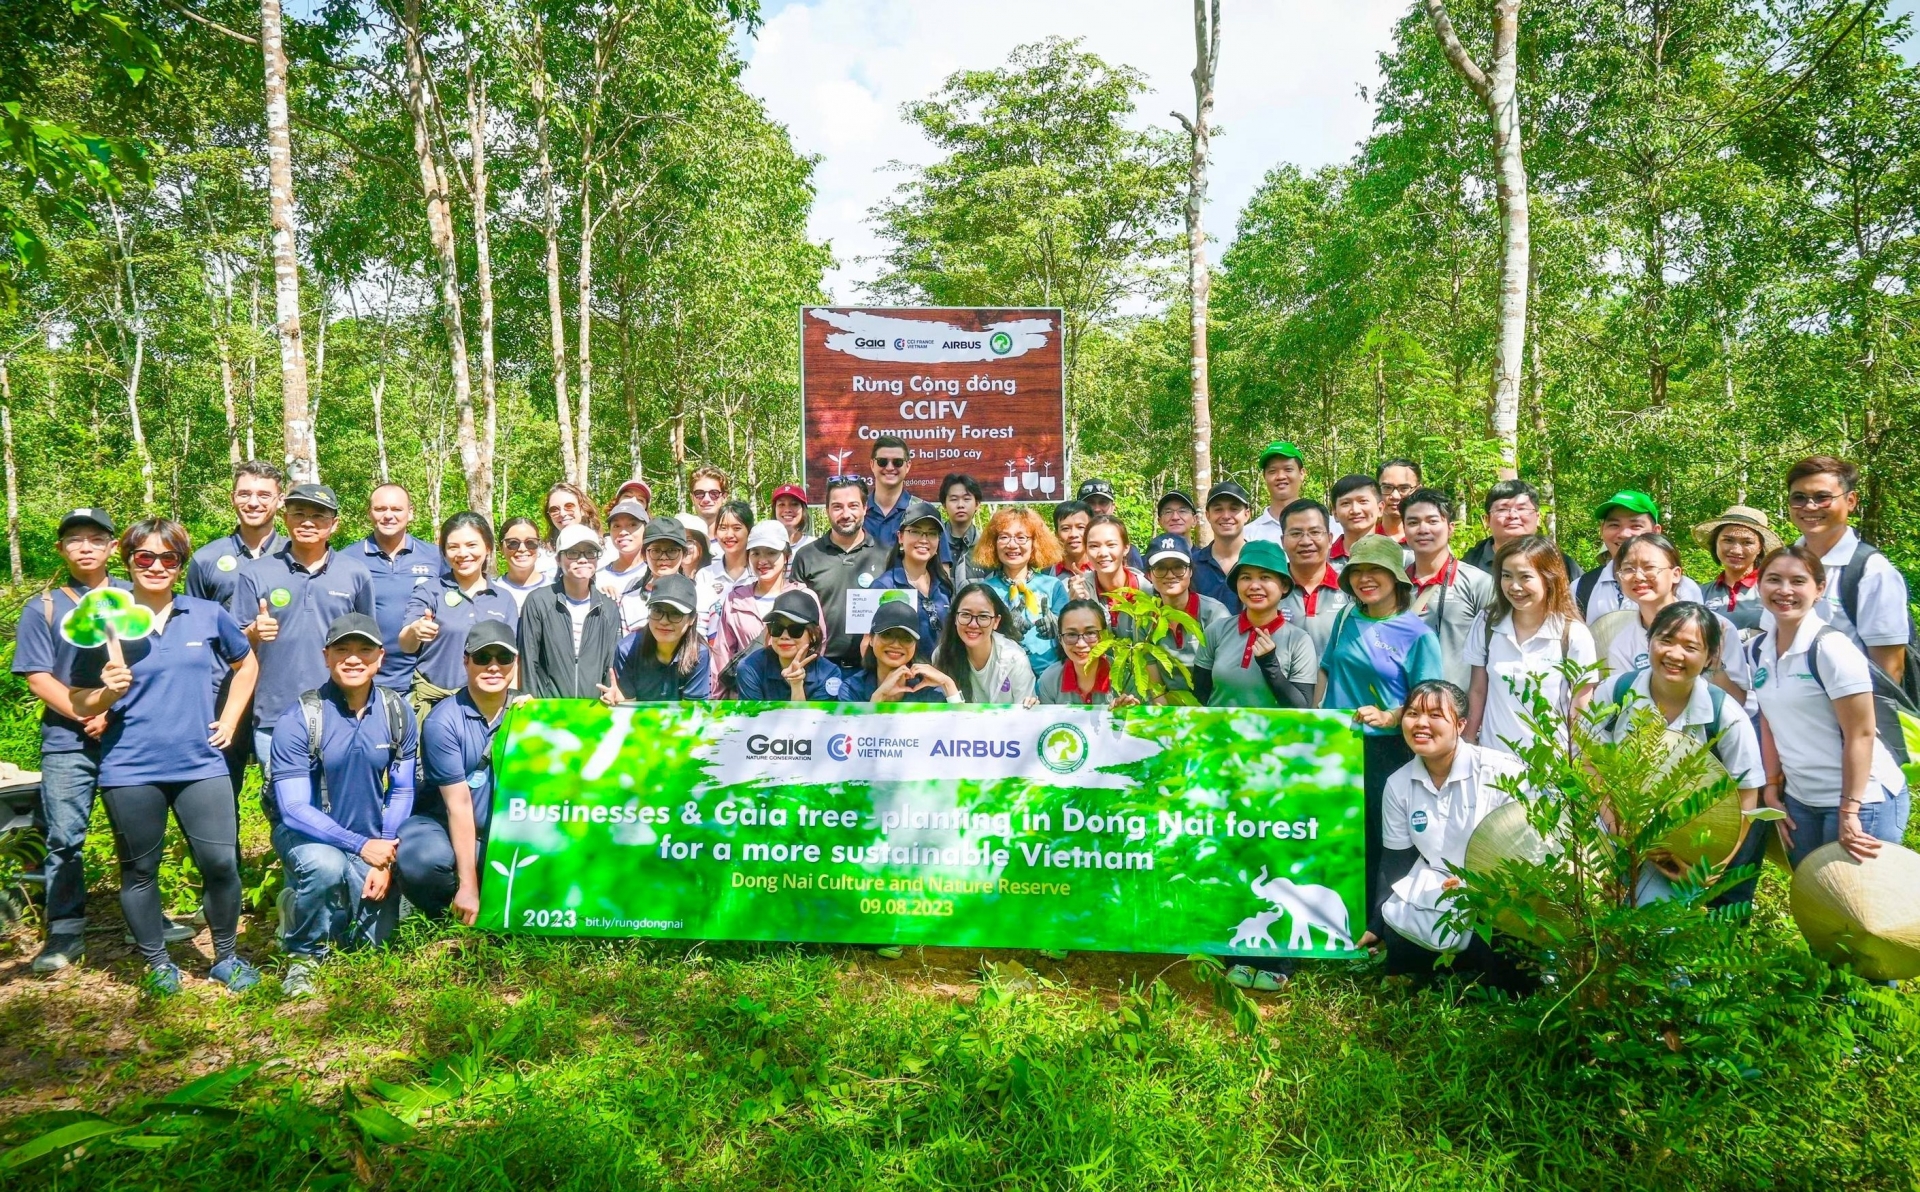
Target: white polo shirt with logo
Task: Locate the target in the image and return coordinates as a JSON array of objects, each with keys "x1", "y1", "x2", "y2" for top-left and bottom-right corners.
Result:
[
  {"x1": 1380, "y1": 743, "x2": 1526, "y2": 951},
  {"x1": 1596, "y1": 670, "x2": 1764, "y2": 789},
  {"x1": 1582, "y1": 561, "x2": 1706, "y2": 620},
  {"x1": 1749, "y1": 609, "x2": 1905, "y2": 808},
  {"x1": 1463, "y1": 612, "x2": 1598, "y2": 755}
]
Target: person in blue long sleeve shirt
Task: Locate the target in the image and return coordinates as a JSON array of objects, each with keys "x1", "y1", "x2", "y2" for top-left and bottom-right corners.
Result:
[{"x1": 267, "y1": 614, "x2": 419, "y2": 999}]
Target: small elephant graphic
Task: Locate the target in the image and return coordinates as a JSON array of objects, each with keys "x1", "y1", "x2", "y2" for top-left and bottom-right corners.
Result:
[
  {"x1": 1227, "y1": 908, "x2": 1281, "y2": 951},
  {"x1": 1248, "y1": 867, "x2": 1355, "y2": 951}
]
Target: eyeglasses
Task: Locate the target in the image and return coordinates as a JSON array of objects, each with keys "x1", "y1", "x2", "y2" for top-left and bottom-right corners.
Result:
[
  {"x1": 502, "y1": 537, "x2": 540, "y2": 552},
  {"x1": 691, "y1": 488, "x2": 724, "y2": 500},
  {"x1": 560, "y1": 549, "x2": 600, "y2": 563},
  {"x1": 1381, "y1": 484, "x2": 1418, "y2": 497},
  {"x1": 1060, "y1": 629, "x2": 1104, "y2": 644},
  {"x1": 996, "y1": 533, "x2": 1033, "y2": 546},
  {"x1": 873, "y1": 457, "x2": 908, "y2": 471},
  {"x1": 767, "y1": 622, "x2": 811, "y2": 639},
  {"x1": 1788, "y1": 490, "x2": 1842, "y2": 509},
  {"x1": 470, "y1": 649, "x2": 516, "y2": 667},
  {"x1": 903, "y1": 524, "x2": 942, "y2": 538},
  {"x1": 650, "y1": 607, "x2": 691, "y2": 624},
  {"x1": 955, "y1": 611, "x2": 998, "y2": 627},
  {"x1": 129, "y1": 550, "x2": 182, "y2": 570},
  {"x1": 1614, "y1": 562, "x2": 1674, "y2": 578}
]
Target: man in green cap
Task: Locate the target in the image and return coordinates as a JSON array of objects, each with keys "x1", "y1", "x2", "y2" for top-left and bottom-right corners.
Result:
[
  {"x1": 1244, "y1": 441, "x2": 1306, "y2": 545},
  {"x1": 1576, "y1": 489, "x2": 1702, "y2": 619}
]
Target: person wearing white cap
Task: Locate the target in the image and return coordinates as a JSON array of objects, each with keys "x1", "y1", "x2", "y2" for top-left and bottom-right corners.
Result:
[
  {"x1": 675, "y1": 512, "x2": 713, "y2": 576},
  {"x1": 516, "y1": 524, "x2": 623, "y2": 699},
  {"x1": 710, "y1": 521, "x2": 822, "y2": 692},
  {"x1": 695, "y1": 500, "x2": 755, "y2": 641},
  {"x1": 603, "y1": 574, "x2": 713, "y2": 702},
  {"x1": 595, "y1": 499, "x2": 651, "y2": 606}
]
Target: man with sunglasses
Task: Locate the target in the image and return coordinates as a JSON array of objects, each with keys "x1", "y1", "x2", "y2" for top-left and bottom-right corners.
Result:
[
  {"x1": 688, "y1": 467, "x2": 731, "y2": 534},
  {"x1": 792, "y1": 475, "x2": 890, "y2": 668},
  {"x1": 397, "y1": 620, "x2": 521, "y2": 927},
  {"x1": 516, "y1": 524, "x2": 624, "y2": 699},
  {"x1": 863, "y1": 435, "x2": 915, "y2": 549},
  {"x1": 1785, "y1": 455, "x2": 1911, "y2": 687},
  {"x1": 231, "y1": 483, "x2": 374, "y2": 784}
]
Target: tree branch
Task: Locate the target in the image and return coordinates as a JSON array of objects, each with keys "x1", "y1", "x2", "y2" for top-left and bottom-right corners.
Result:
[
  {"x1": 1426, "y1": 0, "x2": 1491, "y2": 102},
  {"x1": 158, "y1": 0, "x2": 258, "y2": 45}
]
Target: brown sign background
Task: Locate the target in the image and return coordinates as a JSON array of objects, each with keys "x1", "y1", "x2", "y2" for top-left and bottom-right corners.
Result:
[{"x1": 799, "y1": 306, "x2": 1066, "y2": 502}]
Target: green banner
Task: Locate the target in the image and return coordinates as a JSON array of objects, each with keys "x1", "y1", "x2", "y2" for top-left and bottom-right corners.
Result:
[{"x1": 480, "y1": 702, "x2": 1366, "y2": 959}]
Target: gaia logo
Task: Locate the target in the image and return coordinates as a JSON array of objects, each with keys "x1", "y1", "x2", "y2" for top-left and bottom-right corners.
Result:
[
  {"x1": 1038, "y1": 723, "x2": 1089, "y2": 774},
  {"x1": 989, "y1": 331, "x2": 1013, "y2": 355},
  {"x1": 825, "y1": 733, "x2": 855, "y2": 762},
  {"x1": 217, "y1": 555, "x2": 238, "y2": 572}
]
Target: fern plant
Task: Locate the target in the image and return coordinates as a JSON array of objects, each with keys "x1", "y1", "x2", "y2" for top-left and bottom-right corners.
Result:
[{"x1": 1091, "y1": 587, "x2": 1207, "y2": 706}]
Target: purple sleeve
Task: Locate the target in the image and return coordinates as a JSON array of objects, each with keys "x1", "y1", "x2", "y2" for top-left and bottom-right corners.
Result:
[
  {"x1": 269, "y1": 706, "x2": 369, "y2": 853},
  {"x1": 379, "y1": 697, "x2": 419, "y2": 838}
]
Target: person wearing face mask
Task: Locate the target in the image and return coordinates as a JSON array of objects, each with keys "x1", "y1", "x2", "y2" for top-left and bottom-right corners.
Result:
[
  {"x1": 1190, "y1": 540, "x2": 1318, "y2": 709},
  {"x1": 516, "y1": 525, "x2": 623, "y2": 700},
  {"x1": 493, "y1": 517, "x2": 549, "y2": 611},
  {"x1": 1693, "y1": 506, "x2": 1780, "y2": 637},
  {"x1": 972, "y1": 505, "x2": 1071, "y2": 674},
  {"x1": 791, "y1": 477, "x2": 892, "y2": 669},
  {"x1": 399, "y1": 513, "x2": 516, "y2": 721},
  {"x1": 1461, "y1": 479, "x2": 1583, "y2": 581},
  {"x1": 1575, "y1": 490, "x2": 1704, "y2": 620},
  {"x1": 1593, "y1": 533, "x2": 1749, "y2": 703},
  {"x1": 1401, "y1": 489, "x2": 1493, "y2": 691},
  {"x1": 732, "y1": 589, "x2": 844, "y2": 702},
  {"x1": 1189, "y1": 481, "x2": 1252, "y2": 614},
  {"x1": 1464, "y1": 536, "x2": 1597, "y2": 756},
  {"x1": 874, "y1": 500, "x2": 955, "y2": 645},
  {"x1": 711, "y1": 522, "x2": 820, "y2": 692},
  {"x1": 602, "y1": 575, "x2": 713, "y2": 703},
  {"x1": 838, "y1": 598, "x2": 964, "y2": 703},
  {"x1": 931, "y1": 582, "x2": 1036, "y2": 705}
]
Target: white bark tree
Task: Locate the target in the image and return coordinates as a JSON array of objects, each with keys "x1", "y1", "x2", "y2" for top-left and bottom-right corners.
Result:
[
  {"x1": 1173, "y1": 0, "x2": 1220, "y2": 510},
  {"x1": 261, "y1": 0, "x2": 317, "y2": 482}
]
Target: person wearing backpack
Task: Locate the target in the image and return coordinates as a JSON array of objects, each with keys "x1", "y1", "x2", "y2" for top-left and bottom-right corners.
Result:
[
  {"x1": 1575, "y1": 490, "x2": 1704, "y2": 620},
  {"x1": 1784, "y1": 456, "x2": 1913, "y2": 693},
  {"x1": 1749, "y1": 546, "x2": 1909, "y2": 868},
  {"x1": 267, "y1": 613, "x2": 420, "y2": 1000}
]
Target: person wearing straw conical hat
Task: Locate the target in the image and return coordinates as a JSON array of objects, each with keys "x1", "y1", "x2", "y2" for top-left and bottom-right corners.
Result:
[{"x1": 1693, "y1": 505, "x2": 1781, "y2": 636}]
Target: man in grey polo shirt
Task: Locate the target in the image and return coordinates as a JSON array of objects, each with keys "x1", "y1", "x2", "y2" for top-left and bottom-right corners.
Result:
[{"x1": 1401, "y1": 488, "x2": 1493, "y2": 690}]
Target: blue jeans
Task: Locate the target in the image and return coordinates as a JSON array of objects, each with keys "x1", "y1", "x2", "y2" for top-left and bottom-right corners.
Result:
[
  {"x1": 394, "y1": 814, "x2": 476, "y2": 919},
  {"x1": 1784, "y1": 788, "x2": 1909, "y2": 870},
  {"x1": 271, "y1": 821, "x2": 401, "y2": 959},
  {"x1": 39, "y1": 747, "x2": 102, "y2": 936},
  {"x1": 253, "y1": 728, "x2": 276, "y2": 784}
]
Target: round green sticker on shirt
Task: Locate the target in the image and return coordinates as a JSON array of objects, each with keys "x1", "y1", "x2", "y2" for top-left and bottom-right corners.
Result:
[
  {"x1": 269, "y1": 587, "x2": 293, "y2": 607},
  {"x1": 445, "y1": 591, "x2": 463, "y2": 607},
  {"x1": 217, "y1": 555, "x2": 238, "y2": 572}
]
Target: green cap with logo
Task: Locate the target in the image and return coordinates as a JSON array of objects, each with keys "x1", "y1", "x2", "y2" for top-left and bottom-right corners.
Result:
[
  {"x1": 1257, "y1": 441, "x2": 1306, "y2": 470},
  {"x1": 1593, "y1": 489, "x2": 1660, "y2": 522}
]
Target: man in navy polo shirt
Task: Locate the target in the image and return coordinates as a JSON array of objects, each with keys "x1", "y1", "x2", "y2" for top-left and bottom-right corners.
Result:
[
  {"x1": 268, "y1": 613, "x2": 419, "y2": 1000},
  {"x1": 186, "y1": 460, "x2": 286, "y2": 798},
  {"x1": 14, "y1": 508, "x2": 131, "y2": 972},
  {"x1": 1190, "y1": 481, "x2": 1251, "y2": 615},
  {"x1": 232, "y1": 483, "x2": 375, "y2": 777},
  {"x1": 353, "y1": 483, "x2": 443, "y2": 693},
  {"x1": 398, "y1": 620, "x2": 519, "y2": 926}
]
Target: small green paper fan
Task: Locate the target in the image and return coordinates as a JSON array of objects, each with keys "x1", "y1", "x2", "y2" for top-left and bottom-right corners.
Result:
[{"x1": 59, "y1": 587, "x2": 155, "y2": 647}]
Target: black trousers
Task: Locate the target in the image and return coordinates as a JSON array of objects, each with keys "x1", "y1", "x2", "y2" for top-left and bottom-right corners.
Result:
[
  {"x1": 1383, "y1": 925, "x2": 1534, "y2": 996},
  {"x1": 100, "y1": 778, "x2": 241, "y2": 967},
  {"x1": 1363, "y1": 733, "x2": 1414, "y2": 938}
]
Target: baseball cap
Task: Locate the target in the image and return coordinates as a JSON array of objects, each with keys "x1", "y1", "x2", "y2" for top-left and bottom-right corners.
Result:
[
  {"x1": 1077, "y1": 478, "x2": 1116, "y2": 501},
  {"x1": 646, "y1": 573, "x2": 698, "y2": 614},
  {"x1": 746, "y1": 521, "x2": 789, "y2": 553},
  {"x1": 766, "y1": 588, "x2": 822, "y2": 627},
  {"x1": 463, "y1": 619, "x2": 520, "y2": 657},
  {"x1": 870, "y1": 597, "x2": 922, "y2": 639},
  {"x1": 1594, "y1": 489, "x2": 1660, "y2": 522},
  {"x1": 554, "y1": 524, "x2": 601, "y2": 554},
  {"x1": 1144, "y1": 533, "x2": 1193, "y2": 568},
  {"x1": 1156, "y1": 490, "x2": 1196, "y2": 513},
  {"x1": 57, "y1": 507, "x2": 116, "y2": 538},
  {"x1": 642, "y1": 518, "x2": 688, "y2": 548},
  {"x1": 614, "y1": 478, "x2": 653, "y2": 505},
  {"x1": 323, "y1": 612, "x2": 384, "y2": 648},
  {"x1": 771, "y1": 483, "x2": 809, "y2": 506},
  {"x1": 1257, "y1": 441, "x2": 1306, "y2": 470},
  {"x1": 1205, "y1": 480, "x2": 1253, "y2": 508},
  {"x1": 675, "y1": 512, "x2": 710, "y2": 544},
  {"x1": 285, "y1": 482, "x2": 341, "y2": 512},
  {"x1": 608, "y1": 499, "x2": 649, "y2": 525},
  {"x1": 901, "y1": 499, "x2": 944, "y2": 531}
]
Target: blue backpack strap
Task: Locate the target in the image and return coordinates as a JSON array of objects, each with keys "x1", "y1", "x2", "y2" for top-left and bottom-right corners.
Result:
[{"x1": 299, "y1": 689, "x2": 329, "y2": 814}]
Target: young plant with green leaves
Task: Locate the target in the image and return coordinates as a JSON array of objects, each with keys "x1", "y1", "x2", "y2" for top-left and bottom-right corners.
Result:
[{"x1": 1093, "y1": 586, "x2": 1206, "y2": 706}]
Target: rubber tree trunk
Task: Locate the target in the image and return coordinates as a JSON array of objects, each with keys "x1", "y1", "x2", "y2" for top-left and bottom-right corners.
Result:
[
  {"x1": 468, "y1": 61, "x2": 500, "y2": 519},
  {"x1": 1177, "y1": 0, "x2": 1220, "y2": 516},
  {"x1": 261, "y1": 0, "x2": 315, "y2": 483},
  {"x1": 0, "y1": 362, "x2": 19, "y2": 583},
  {"x1": 529, "y1": 12, "x2": 577, "y2": 484}
]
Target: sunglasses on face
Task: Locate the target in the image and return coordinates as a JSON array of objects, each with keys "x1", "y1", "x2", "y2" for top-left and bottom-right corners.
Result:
[
  {"x1": 561, "y1": 549, "x2": 599, "y2": 563},
  {"x1": 767, "y1": 622, "x2": 811, "y2": 639},
  {"x1": 502, "y1": 538, "x2": 540, "y2": 552},
  {"x1": 692, "y1": 488, "x2": 724, "y2": 500},
  {"x1": 1788, "y1": 491, "x2": 1842, "y2": 509},
  {"x1": 470, "y1": 649, "x2": 516, "y2": 667},
  {"x1": 874, "y1": 457, "x2": 908, "y2": 471},
  {"x1": 129, "y1": 550, "x2": 182, "y2": 570}
]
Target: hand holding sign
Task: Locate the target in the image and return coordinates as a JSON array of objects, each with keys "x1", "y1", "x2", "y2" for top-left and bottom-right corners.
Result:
[{"x1": 59, "y1": 587, "x2": 155, "y2": 650}]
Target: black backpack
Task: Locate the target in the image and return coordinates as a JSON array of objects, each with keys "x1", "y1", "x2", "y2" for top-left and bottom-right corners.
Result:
[
  {"x1": 1748, "y1": 626, "x2": 1914, "y2": 767},
  {"x1": 263, "y1": 686, "x2": 411, "y2": 820},
  {"x1": 1833, "y1": 541, "x2": 1920, "y2": 707}
]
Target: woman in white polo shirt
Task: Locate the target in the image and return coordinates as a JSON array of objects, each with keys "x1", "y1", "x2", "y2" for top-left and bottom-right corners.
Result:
[
  {"x1": 1592, "y1": 533, "x2": 1749, "y2": 702},
  {"x1": 1749, "y1": 544, "x2": 1909, "y2": 866},
  {"x1": 1464, "y1": 536, "x2": 1597, "y2": 755}
]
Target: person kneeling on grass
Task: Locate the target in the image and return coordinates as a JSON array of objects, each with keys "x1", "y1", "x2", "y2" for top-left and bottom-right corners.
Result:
[
  {"x1": 397, "y1": 620, "x2": 523, "y2": 926},
  {"x1": 268, "y1": 613, "x2": 420, "y2": 1000},
  {"x1": 1358, "y1": 679, "x2": 1533, "y2": 996}
]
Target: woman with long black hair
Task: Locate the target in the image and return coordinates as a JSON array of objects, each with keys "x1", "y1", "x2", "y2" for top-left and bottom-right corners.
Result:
[{"x1": 932, "y1": 582, "x2": 1036, "y2": 705}]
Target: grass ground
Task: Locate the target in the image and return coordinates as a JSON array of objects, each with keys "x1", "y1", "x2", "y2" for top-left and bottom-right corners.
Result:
[{"x1": 0, "y1": 802, "x2": 1916, "y2": 1190}]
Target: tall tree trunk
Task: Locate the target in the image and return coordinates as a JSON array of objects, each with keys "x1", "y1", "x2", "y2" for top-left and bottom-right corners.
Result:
[
  {"x1": 310, "y1": 284, "x2": 327, "y2": 434},
  {"x1": 576, "y1": 185, "x2": 594, "y2": 485},
  {"x1": 399, "y1": 0, "x2": 486, "y2": 510},
  {"x1": 529, "y1": 13, "x2": 577, "y2": 484},
  {"x1": 261, "y1": 0, "x2": 316, "y2": 482},
  {"x1": 0, "y1": 362, "x2": 19, "y2": 583},
  {"x1": 208, "y1": 269, "x2": 241, "y2": 465},
  {"x1": 1428, "y1": 0, "x2": 1528, "y2": 479},
  {"x1": 1527, "y1": 259, "x2": 1557, "y2": 538},
  {"x1": 107, "y1": 196, "x2": 156, "y2": 506},
  {"x1": 245, "y1": 262, "x2": 259, "y2": 460},
  {"x1": 467, "y1": 54, "x2": 499, "y2": 514},
  {"x1": 1176, "y1": 0, "x2": 1220, "y2": 508}
]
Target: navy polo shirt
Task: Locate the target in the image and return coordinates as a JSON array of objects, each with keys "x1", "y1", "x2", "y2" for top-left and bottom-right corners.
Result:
[
  {"x1": 400, "y1": 576, "x2": 518, "y2": 690},
  {"x1": 1189, "y1": 545, "x2": 1243, "y2": 616},
  {"x1": 269, "y1": 681, "x2": 418, "y2": 853},
  {"x1": 353, "y1": 534, "x2": 444, "y2": 689},
  {"x1": 417, "y1": 689, "x2": 508, "y2": 836},
  {"x1": 874, "y1": 566, "x2": 953, "y2": 644},
  {"x1": 185, "y1": 528, "x2": 287, "y2": 607},
  {"x1": 11, "y1": 578, "x2": 129, "y2": 754},
  {"x1": 231, "y1": 545, "x2": 376, "y2": 729},
  {"x1": 733, "y1": 647, "x2": 848, "y2": 701},
  {"x1": 613, "y1": 633, "x2": 713, "y2": 701},
  {"x1": 864, "y1": 494, "x2": 910, "y2": 549},
  {"x1": 99, "y1": 597, "x2": 251, "y2": 787}
]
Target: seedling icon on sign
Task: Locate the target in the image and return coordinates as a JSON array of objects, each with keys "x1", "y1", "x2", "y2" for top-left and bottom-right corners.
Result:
[{"x1": 491, "y1": 849, "x2": 539, "y2": 929}]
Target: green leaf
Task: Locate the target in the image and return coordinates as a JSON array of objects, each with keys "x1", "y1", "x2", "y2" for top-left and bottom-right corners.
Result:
[
  {"x1": 349, "y1": 1105, "x2": 417, "y2": 1145},
  {"x1": 0, "y1": 1118, "x2": 133, "y2": 1169},
  {"x1": 161, "y1": 1062, "x2": 261, "y2": 1105}
]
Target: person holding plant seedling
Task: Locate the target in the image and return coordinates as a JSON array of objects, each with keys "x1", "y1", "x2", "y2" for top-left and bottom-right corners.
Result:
[
  {"x1": 1192, "y1": 539, "x2": 1318, "y2": 710},
  {"x1": 1124, "y1": 534, "x2": 1227, "y2": 697},
  {"x1": 400, "y1": 512, "x2": 516, "y2": 722},
  {"x1": 83, "y1": 519, "x2": 260, "y2": 994},
  {"x1": 1593, "y1": 533, "x2": 1749, "y2": 703},
  {"x1": 16, "y1": 508, "x2": 132, "y2": 973},
  {"x1": 974, "y1": 506, "x2": 1070, "y2": 673},
  {"x1": 1316, "y1": 533, "x2": 1444, "y2": 932},
  {"x1": 603, "y1": 575, "x2": 713, "y2": 703},
  {"x1": 875, "y1": 500, "x2": 955, "y2": 644},
  {"x1": 1749, "y1": 545, "x2": 1910, "y2": 867},
  {"x1": 399, "y1": 620, "x2": 522, "y2": 926},
  {"x1": 1465, "y1": 536, "x2": 1597, "y2": 757},
  {"x1": 268, "y1": 613, "x2": 420, "y2": 1000},
  {"x1": 732, "y1": 589, "x2": 845, "y2": 701},
  {"x1": 1359, "y1": 679, "x2": 1532, "y2": 995},
  {"x1": 839, "y1": 598, "x2": 962, "y2": 703},
  {"x1": 932, "y1": 582, "x2": 1036, "y2": 704},
  {"x1": 1036, "y1": 599, "x2": 1141, "y2": 707}
]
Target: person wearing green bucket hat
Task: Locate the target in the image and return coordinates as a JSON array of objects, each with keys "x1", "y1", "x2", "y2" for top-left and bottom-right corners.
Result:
[
  {"x1": 1317, "y1": 533, "x2": 1444, "y2": 935},
  {"x1": 1190, "y1": 539, "x2": 1318, "y2": 712},
  {"x1": 1577, "y1": 488, "x2": 1703, "y2": 619}
]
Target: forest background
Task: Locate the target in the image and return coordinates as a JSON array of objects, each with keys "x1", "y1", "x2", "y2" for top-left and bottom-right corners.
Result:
[{"x1": 4, "y1": 0, "x2": 1919, "y2": 584}]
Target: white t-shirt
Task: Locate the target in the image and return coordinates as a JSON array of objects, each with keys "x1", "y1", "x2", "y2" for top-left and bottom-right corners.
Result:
[
  {"x1": 1595, "y1": 670, "x2": 1765, "y2": 789},
  {"x1": 695, "y1": 559, "x2": 747, "y2": 640},
  {"x1": 496, "y1": 572, "x2": 547, "y2": 612},
  {"x1": 1582, "y1": 561, "x2": 1706, "y2": 620},
  {"x1": 1464, "y1": 612, "x2": 1598, "y2": 755},
  {"x1": 563, "y1": 591, "x2": 594, "y2": 653},
  {"x1": 1380, "y1": 743, "x2": 1526, "y2": 951},
  {"x1": 1242, "y1": 509, "x2": 1287, "y2": 545},
  {"x1": 595, "y1": 558, "x2": 647, "y2": 605},
  {"x1": 1599, "y1": 607, "x2": 1753, "y2": 698},
  {"x1": 1749, "y1": 610, "x2": 1905, "y2": 807}
]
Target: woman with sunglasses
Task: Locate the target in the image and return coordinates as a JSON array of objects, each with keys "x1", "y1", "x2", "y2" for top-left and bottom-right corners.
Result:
[
  {"x1": 710, "y1": 522, "x2": 819, "y2": 691},
  {"x1": 493, "y1": 517, "x2": 550, "y2": 611},
  {"x1": 542, "y1": 482, "x2": 601, "y2": 549},
  {"x1": 1037, "y1": 599, "x2": 1142, "y2": 707},
  {"x1": 875, "y1": 499, "x2": 955, "y2": 644},
  {"x1": 400, "y1": 512, "x2": 517, "y2": 721},
  {"x1": 603, "y1": 574, "x2": 713, "y2": 703},
  {"x1": 839, "y1": 598, "x2": 963, "y2": 703},
  {"x1": 733, "y1": 589, "x2": 845, "y2": 701},
  {"x1": 80, "y1": 520, "x2": 260, "y2": 994},
  {"x1": 972, "y1": 506, "x2": 1070, "y2": 674},
  {"x1": 932, "y1": 582, "x2": 1036, "y2": 704}
]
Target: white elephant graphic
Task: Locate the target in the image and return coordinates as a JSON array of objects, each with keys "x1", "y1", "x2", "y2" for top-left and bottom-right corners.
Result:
[{"x1": 1227, "y1": 866, "x2": 1355, "y2": 952}]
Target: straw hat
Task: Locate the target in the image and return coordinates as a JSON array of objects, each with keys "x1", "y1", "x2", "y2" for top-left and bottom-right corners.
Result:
[
  {"x1": 1690, "y1": 505, "x2": 1782, "y2": 555},
  {"x1": 1790, "y1": 841, "x2": 1920, "y2": 980},
  {"x1": 1462, "y1": 800, "x2": 1567, "y2": 943},
  {"x1": 1650, "y1": 728, "x2": 1746, "y2": 870}
]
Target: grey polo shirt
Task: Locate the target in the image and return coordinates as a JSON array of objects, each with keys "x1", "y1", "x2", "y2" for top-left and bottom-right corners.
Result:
[
  {"x1": 1409, "y1": 558, "x2": 1494, "y2": 691},
  {"x1": 1193, "y1": 612, "x2": 1319, "y2": 708}
]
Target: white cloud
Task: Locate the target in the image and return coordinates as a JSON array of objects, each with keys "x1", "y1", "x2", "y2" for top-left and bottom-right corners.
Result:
[{"x1": 741, "y1": 0, "x2": 1406, "y2": 301}]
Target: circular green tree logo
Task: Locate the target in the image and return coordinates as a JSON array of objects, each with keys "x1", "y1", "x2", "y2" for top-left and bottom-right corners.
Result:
[
  {"x1": 1039, "y1": 723, "x2": 1089, "y2": 774},
  {"x1": 989, "y1": 331, "x2": 1013, "y2": 355},
  {"x1": 269, "y1": 587, "x2": 293, "y2": 608}
]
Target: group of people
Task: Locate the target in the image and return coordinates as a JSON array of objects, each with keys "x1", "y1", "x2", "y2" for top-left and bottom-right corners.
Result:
[{"x1": 15, "y1": 434, "x2": 1912, "y2": 995}]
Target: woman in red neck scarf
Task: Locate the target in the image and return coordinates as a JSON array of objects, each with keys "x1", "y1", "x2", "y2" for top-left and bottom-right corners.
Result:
[
  {"x1": 1693, "y1": 505, "x2": 1780, "y2": 636},
  {"x1": 1036, "y1": 599, "x2": 1140, "y2": 706},
  {"x1": 1190, "y1": 540, "x2": 1319, "y2": 709}
]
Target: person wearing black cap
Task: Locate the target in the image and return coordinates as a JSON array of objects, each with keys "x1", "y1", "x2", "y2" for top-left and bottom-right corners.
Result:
[
  {"x1": 517, "y1": 524, "x2": 624, "y2": 699},
  {"x1": 838, "y1": 597, "x2": 963, "y2": 702},
  {"x1": 874, "y1": 499, "x2": 955, "y2": 643},
  {"x1": 268, "y1": 613, "x2": 419, "y2": 1000},
  {"x1": 1124, "y1": 533, "x2": 1228, "y2": 692},
  {"x1": 733, "y1": 589, "x2": 847, "y2": 701},
  {"x1": 1156, "y1": 491, "x2": 1198, "y2": 542},
  {"x1": 608, "y1": 515, "x2": 690, "y2": 633},
  {"x1": 1189, "y1": 481, "x2": 1252, "y2": 615},
  {"x1": 603, "y1": 574, "x2": 713, "y2": 702},
  {"x1": 396, "y1": 619, "x2": 522, "y2": 925},
  {"x1": 352, "y1": 483, "x2": 444, "y2": 695},
  {"x1": 231, "y1": 482, "x2": 376, "y2": 784},
  {"x1": 1076, "y1": 478, "x2": 1146, "y2": 570},
  {"x1": 16, "y1": 507, "x2": 131, "y2": 972},
  {"x1": 791, "y1": 476, "x2": 890, "y2": 669}
]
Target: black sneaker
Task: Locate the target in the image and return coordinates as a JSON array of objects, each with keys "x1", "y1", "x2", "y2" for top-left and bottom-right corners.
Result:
[{"x1": 31, "y1": 934, "x2": 86, "y2": 974}]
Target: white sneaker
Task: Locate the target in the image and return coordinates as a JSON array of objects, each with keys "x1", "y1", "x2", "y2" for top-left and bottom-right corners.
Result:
[{"x1": 282, "y1": 960, "x2": 318, "y2": 1000}]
